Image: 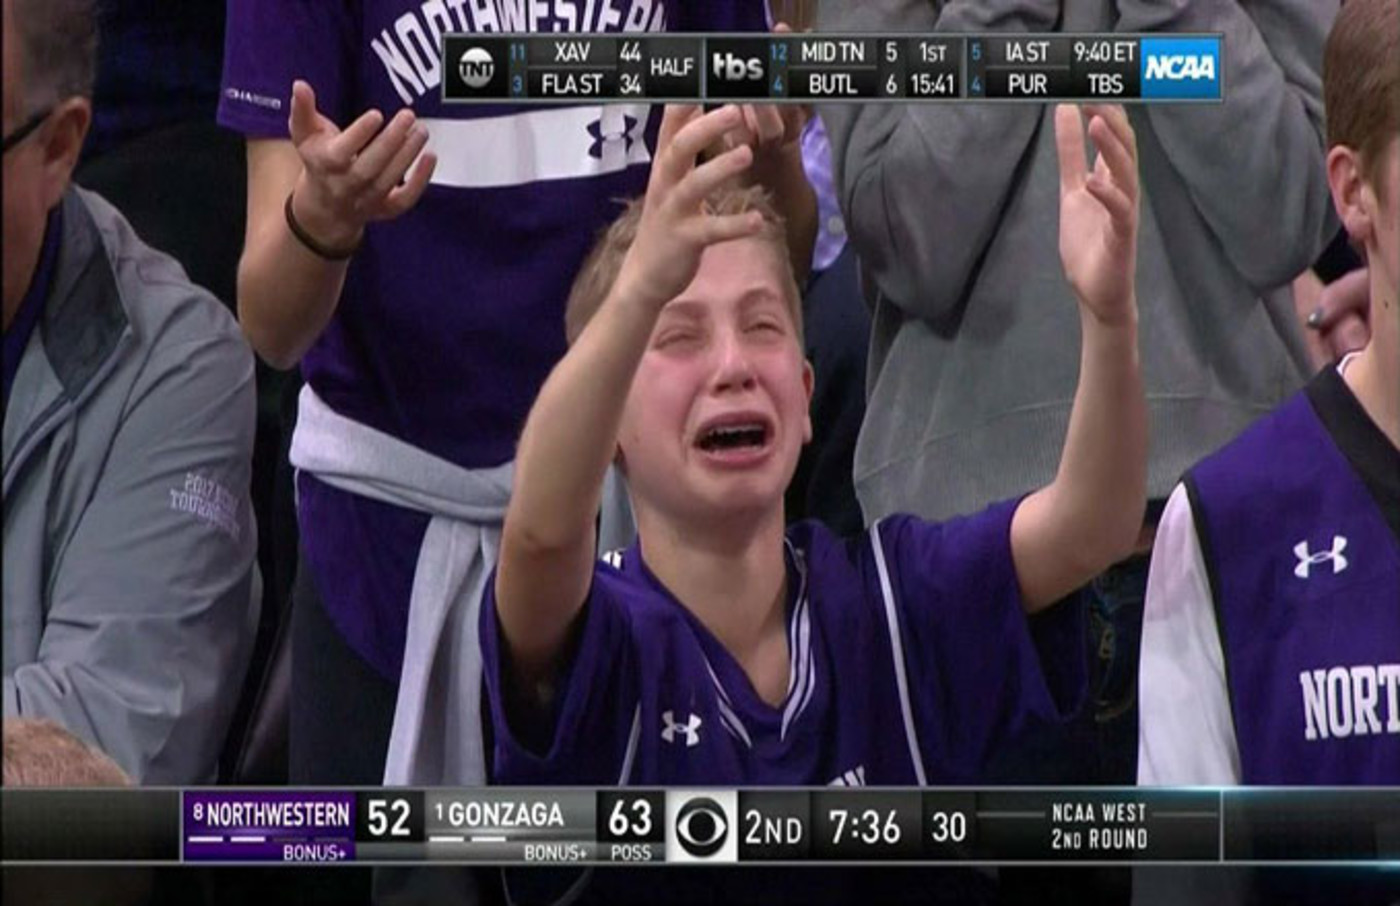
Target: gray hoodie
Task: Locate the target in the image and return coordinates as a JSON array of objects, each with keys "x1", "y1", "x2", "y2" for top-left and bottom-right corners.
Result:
[
  {"x1": 3, "y1": 189, "x2": 258, "y2": 784},
  {"x1": 819, "y1": 0, "x2": 1338, "y2": 522}
]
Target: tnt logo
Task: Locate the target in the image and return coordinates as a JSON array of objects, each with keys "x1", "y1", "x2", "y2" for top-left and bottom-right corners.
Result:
[
  {"x1": 1140, "y1": 37, "x2": 1221, "y2": 100},
  {"x1": 443, "y1": 37, "x2": 507, "y2": 99},
  {"x1": 458, "y1": 47, "x2": 495, "y2": 89}
]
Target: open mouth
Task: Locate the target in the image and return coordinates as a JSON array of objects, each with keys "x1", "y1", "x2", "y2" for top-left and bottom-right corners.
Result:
[{"x1": 695, "y1": 420, "x2": 771, "y2": 453}]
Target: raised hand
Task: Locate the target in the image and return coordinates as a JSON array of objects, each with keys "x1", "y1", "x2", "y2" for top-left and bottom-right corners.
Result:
[
  {"x1": 725, "y1": 23, "x2": 808, "y2": 174},
  {"x1": 286, "y1": 80, "x2": 437, "y2": 250},
  {"x1": 1055, "y1": 104, "x2": 1139, "y2": 325},
  {"x1": 615, "y1": 105, "x2": 764, "y2": 311}
]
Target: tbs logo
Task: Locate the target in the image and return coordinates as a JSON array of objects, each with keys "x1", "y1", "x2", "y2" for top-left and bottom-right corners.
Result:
[
  {"x1": 711, "y1": 51, "x2": 762, "y2": 82},
  {"x1": 1140, "y1": 37, "x2": 1221, "y2": 100},
  {"x1": 707, "y1": 41, "x2": 769, "y2": 98}
]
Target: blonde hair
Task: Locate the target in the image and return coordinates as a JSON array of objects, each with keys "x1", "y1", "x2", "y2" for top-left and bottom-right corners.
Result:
[
  {"x1": 3, "y1": 719, "x2": 130, "y2": 787},
  {"x1": 564, "y1": 184, "x2": 803, "y2": 345}
]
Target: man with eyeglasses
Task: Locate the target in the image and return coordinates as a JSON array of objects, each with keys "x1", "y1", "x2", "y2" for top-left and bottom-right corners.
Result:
[{"x1": 3, "y1": 0, "x2": 259, "y2": 784}]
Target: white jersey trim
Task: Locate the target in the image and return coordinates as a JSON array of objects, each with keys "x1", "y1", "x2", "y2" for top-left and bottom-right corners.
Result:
[
  {"x1": 1137, "y1": 484, "x2": 1242, "y2": 784},
  {"x1": 781, "y1": 541, "x2": 815, "y2": 740},
  {"x1": 618, "y1": 703, "x2": 642, "y2": 784},
  {"x1": 869, "y1": 520, "x2": 929, "y2": 785},
  {"x1": 423, "y1": 105, "x2": 652, "y2": 190}
]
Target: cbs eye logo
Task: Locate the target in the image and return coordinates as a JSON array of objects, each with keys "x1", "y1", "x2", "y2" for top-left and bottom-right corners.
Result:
[
  {"x1": 666, "y1": 791, "x2": 737, "y2": 862},
  {"x1": 676, "y1": 797, "x2": 728, "y2": 857}
]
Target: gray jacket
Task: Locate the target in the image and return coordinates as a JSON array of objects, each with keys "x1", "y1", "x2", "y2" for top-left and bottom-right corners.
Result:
[
  {"x1": 819, "y1": 0, "x2": 1338, "y2": 522},
  {"x1": 3, "y1": 189, "x2": 258, "y2": 784}
]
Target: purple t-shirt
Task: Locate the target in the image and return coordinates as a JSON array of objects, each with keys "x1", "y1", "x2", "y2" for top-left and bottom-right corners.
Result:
[
  {"x1": 482, "y1": 500, "x2": 1086, "y2": 785},
  {"x1": 218, "y1": 1, "x2": 768, "y2": 678}
]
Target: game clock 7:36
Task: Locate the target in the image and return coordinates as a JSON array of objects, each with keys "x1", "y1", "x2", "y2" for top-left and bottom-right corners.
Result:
[{"x1": 811, "y1": 791, "x2": 922, "y2": 859}]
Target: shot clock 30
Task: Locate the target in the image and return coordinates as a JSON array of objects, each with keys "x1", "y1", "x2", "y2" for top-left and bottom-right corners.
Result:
[{"x1": 923, "y1": 792, "x2": 977, "y2": 860}]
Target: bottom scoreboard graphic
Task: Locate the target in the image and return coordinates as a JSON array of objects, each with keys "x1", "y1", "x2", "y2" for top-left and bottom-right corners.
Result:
[
  {"x1": 2, "y1": 787, "x2": 1398, "y2": 865},
  {"x1": 184, "y1": 791, "x2": 355, "y2": 862}
]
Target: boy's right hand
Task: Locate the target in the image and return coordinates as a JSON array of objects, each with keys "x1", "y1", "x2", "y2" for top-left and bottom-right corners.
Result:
[
  {"x1": 286, "y1": 79, "x2": 437, "y2": 251},
  {"x1": 614, "y1": 105, "x2": 764, "y2": 312},
  {"x1": 1054, "y1": 104, "x2": 1139, "y2": 327}
]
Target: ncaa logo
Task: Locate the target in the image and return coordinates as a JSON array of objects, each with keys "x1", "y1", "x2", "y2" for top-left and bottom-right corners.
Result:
[
  {"x1": 1140, "y1": 36, "x2": 1221, "y2": 100},
  {"x1": 665, "y1": 790, "x2": 737, "y2": 863},
  {"x1": 458, "y1": 47, "x2": 495, "y2": 89}
]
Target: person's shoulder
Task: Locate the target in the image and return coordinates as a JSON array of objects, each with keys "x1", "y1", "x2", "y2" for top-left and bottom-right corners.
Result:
[
  {"x1": 788, "y1": 509, "x2": 1015, "y2": 589},
  {"x1": 75, "y1": 188, "x2": 249, "y2": 368},
  {"x1": 866, "y1": 499, "x2": 1021, "y2": 550},
  {"x1": 785, "y1": 518, "x2": 879, "y2": 578},
  {"x1": 1188, "y1": 381, "x2": 1321, "y2": 496},
  {"x1": 591, "y1": 547, "x2": 681, "y2": 624}
]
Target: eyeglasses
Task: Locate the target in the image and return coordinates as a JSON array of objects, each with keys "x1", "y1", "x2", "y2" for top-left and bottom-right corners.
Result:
[{"x1": 2, "y1": 107, "x2": 53, "y2": 154}]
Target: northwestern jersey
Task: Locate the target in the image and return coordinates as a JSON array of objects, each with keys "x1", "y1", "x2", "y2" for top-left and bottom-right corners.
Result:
[
  {"x1": 481, "y1": 500, "x2": 1086, "y2": 785},
  {"x1": 218, "y1": 1, "x2": 768, "y2": 678},
  {"x1": 1186, "y1": 368, "x2": 1400, "y2": 784}
]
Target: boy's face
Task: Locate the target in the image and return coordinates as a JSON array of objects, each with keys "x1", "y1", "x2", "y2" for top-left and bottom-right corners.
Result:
[{"x1": 618, "y1": 237, "x2": 813, "y2": 526}]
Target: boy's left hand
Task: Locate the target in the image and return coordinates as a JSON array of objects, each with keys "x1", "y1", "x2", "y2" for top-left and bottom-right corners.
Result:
[{"x1": 1055, "y1": 104, "x2": 1140, "y2": 325}]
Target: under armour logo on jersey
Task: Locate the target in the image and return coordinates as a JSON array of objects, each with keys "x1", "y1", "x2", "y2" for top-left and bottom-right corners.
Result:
[
  {"x1": 586, "y1": 112, "x2": 640, "y2": 160},
  {"x1": 661, "y1": 710, "x2": 702, "y2": 747},
  {"x1": 1293, "y1": 536, "x2": 1348, "y2": 579},
  {"x1": 828, "y1": 766, "x2": 866, "y2": 787}
]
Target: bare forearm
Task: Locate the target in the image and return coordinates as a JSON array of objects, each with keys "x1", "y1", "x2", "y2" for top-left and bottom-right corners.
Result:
[
  {"x1": 237, "y1": 211, "x2": 350, "y2": 369},
  {"x1": 239, "y1": 143, "x2": 363, "y2": 370},
  {"x1": 1016, "y1": 311, "x2": 1146, "y2": 608},
  {"x1": 497, "y1": 288, "x2": 655, "y2": 674},
  {"x1": 1058, "y1": 311, "x2": 1147, "y2": 552},
  {"x1": 508, "y1": 290, "x2": 657, "y2": 554}
]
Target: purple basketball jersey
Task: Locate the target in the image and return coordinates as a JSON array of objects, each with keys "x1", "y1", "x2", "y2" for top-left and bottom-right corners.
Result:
[
  {"x1": 1187, "y1": 368, "x2": 1400, "y2": 784},
  {"x1": 481, "y1": 500, "x2": 1086, "y2": 786}
]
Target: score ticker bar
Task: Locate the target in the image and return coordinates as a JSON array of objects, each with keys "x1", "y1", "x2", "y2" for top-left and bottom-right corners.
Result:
[
  {"x1": 4, "y1": 787, "x2": 1399, "y2": 866},
  {"x1": 440, "y1": 33, "x2": 1222, "y2": 104}
]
